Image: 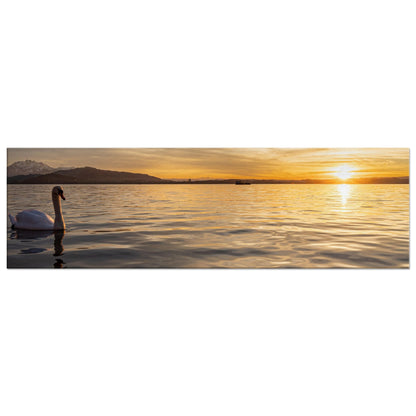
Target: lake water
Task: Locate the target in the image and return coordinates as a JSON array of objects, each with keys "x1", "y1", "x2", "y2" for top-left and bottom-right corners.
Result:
[{"x1": 7, "y1": 184, "x2": 409, "y2": 268}]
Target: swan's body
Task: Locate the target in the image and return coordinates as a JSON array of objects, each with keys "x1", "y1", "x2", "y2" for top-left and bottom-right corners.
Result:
[
  {"x1": 9, "y1": 209, "x2": 56, "y2": 230},
  {"x1": 8, "y1": 186, "x2": 66, "y2": 230}
]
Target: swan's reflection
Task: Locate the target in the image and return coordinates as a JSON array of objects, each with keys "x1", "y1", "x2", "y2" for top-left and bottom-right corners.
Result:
[
  {"x1": 53, "y1": 258, "x2": 66, "y2": 268},
  {"x1": 52, "y1": 230, "x2": 66, "y2": 269},
  {"x1": 53, "y1": 230, "x2": 65, "y2": 257},
  {"x1": 9, "y1": 229, "x2": 66, "y2": 267}
]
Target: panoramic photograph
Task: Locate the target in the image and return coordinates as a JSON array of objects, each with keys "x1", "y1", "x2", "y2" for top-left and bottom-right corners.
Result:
[{"x1": 7, "y1": 148, "x2": 409, "y2": 268}]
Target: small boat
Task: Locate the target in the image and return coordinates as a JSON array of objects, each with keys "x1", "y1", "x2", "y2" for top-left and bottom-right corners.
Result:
[{"x1": 235, "y1": 180, "x2": 251, "y2": 185}]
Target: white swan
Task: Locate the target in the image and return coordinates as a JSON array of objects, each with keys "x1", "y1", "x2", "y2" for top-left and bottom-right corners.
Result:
[{"x1": 8, "y1": 186, "x2": 66, "y2": 230}]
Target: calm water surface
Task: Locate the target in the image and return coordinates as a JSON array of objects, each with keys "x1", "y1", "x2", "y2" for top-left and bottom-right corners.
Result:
[{"x1": 7, "y1": 184, "x2": 409, "y2": 268}]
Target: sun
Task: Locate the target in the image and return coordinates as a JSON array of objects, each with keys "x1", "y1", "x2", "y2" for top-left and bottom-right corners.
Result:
[{"x1": 333, "y1": 165, "x2": 355, "y2": 181}]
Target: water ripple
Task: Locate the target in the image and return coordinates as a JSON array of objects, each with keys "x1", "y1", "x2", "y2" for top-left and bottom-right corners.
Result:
[{"x1": 7, "y1": 184, "x2": 409, "y2": 268}]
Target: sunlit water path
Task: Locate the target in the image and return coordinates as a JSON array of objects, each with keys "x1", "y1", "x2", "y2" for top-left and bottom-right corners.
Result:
[{"x1": 7, "y1": 184, "x2": 409, "y2": 268}]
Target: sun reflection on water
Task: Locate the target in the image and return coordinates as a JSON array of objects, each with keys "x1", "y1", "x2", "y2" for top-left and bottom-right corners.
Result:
[{"x1": 337, "y1": 184, "x2": 351, "y2": 207}]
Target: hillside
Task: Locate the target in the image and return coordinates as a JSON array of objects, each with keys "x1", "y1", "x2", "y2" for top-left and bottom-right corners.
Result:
[{"x1": 8, "y1": 167, "x2": 168, "y2": 184}]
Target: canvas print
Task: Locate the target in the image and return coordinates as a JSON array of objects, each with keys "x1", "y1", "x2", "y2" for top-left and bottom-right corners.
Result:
[{"x1": 7, "y1": 148, "x2": 409, "y2": 269}]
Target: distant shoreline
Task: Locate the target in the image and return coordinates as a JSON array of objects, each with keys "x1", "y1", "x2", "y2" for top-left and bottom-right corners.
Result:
[
  {"x1": 7, "y1": 165, "x2": 409, "y2": 185},
  {"x1": 8, "y1": 181, "x2": 409, "y2": 185}
]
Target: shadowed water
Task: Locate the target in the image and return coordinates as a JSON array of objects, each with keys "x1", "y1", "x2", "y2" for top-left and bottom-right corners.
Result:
[{"x1": 7, "y1": 184, "x2": 409, "y2": 268}]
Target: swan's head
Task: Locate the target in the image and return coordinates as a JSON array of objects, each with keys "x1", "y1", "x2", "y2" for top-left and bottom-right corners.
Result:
[{"x1": 52, "y1": 186, "x2": 66, "y2": 200}]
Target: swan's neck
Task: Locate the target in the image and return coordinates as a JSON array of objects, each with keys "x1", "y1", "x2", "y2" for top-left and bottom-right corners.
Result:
[{"x1": 52, "y1": 194, "x2": 65, "y2": 229}]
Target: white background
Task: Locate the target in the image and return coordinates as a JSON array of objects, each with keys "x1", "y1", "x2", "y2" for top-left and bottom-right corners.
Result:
[{"x1": 1, "y1": 1, "x2": 415, "y2": 415}]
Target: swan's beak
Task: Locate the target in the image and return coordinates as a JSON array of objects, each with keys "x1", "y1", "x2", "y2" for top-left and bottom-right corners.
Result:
[{"x1": 60, "y1": 192, "x2": 66, "y2": 200}]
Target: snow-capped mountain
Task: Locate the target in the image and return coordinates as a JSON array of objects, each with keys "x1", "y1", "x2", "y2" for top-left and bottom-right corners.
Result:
[
  {"x1": 7, "y1": 160, "x2": 78, "y2": 177},
  {"x1": 8, "y1": 159, "x2": 77, "y2": 177},
  {"x1": 7, "y1": 160, "x2": 56, "y2": 177}
]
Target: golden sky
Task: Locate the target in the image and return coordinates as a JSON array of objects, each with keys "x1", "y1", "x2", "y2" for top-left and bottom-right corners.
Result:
[{"x1": 7, "y1": 148, "x2": 409, "y2": 180}]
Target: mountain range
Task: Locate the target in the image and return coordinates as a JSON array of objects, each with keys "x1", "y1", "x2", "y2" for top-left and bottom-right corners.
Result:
[{"x1": 8, "y1": 167, "x2": 167, "y2": 184}]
